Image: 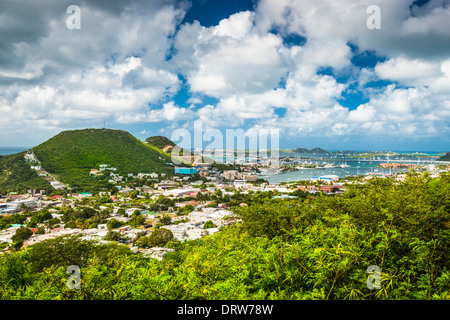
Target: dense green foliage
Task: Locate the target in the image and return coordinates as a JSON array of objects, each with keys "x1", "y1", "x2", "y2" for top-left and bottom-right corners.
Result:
[
  {"x1": 60, "y1": 206, "x2": 111, "y2": 230},
  {"x1": 145, "y1": 136, "x2": 175, "y2": 150},
  {"x1": 32, "y1": 129, "x2": 174, "y2": 191},
  {"x1": 135, "y1": 228, "x2": 174, "y2": 248},
  {"x1": 11, "y1": 227, "x2": 33, "y2": 244},
  {"x1": 0, "y1": 212, "x2": 29, "y2": 230},
  {"x1": 203, "y1": 220, "x2": 217, "y2": 229},
  {"x1": 0, "y1": 172, "x2": 449, "y2": 300},
  {"x1": 0, "y1": 153, "x2": 52, "y2": 194}
]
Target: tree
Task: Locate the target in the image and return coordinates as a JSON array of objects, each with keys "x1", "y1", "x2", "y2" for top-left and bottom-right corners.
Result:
[
  {"x1": 147, "y1": 228, "x2": 174, "y2": 247},
  {"x1": 26, "y1": 234, "x2": 132, "y2": 273},
  {"x1": 159, "y1": 214, "x2": 172, "y2": 225},
  {"x1": 131, "y1": 209, "x2": 141, "y2": 217},
  {"x1": 203, "y1": 220, "x2": 217, "y2": 229},
  {"x1": 19, "y1": 203, "x2": 29, "y2": 213},
  {"x1": 106, "y1": 218, "x2": 124, "y2": 230},
  {"x1": 133, "y1": 231, "x2": 147, "y2": 243},
  {"x1": 11, "y1": 227, "x2": 33, "y2": 243},
  {"x1": 128, "y1": 215, "x2": 145, "y2": 228},
  {"x1": 177, "y1": 205, "x2": 194, "y2": 216},
  {"x1": 44, "y1": 218, "x2": 60, "y2": 230},
  {"x1": 105, "y1": 231, "x2": 122, "y2": 242},
  {"x1": 134, "y1": 235, "x2": 150, "y2": 248},
  {"x1": 129, "y1": 190, "x2": 139, "y2": 199},
  {"x1": 35, "y1": 226, "x2": 46, "y2": 234}
]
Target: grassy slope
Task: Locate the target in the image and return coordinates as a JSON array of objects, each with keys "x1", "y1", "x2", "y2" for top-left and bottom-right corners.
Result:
[
  {"x1": 145, "y1": 136, "x2": 175, "y2": 149},
  {"x1": 146, "y1": 135, "x2": 195, "y2": 165},
  {"x1": 32, "y1": 129, "x2": 174, "y2": 188},
  {"x1": 0, "y1": 153, "x2": 52, "y2": 193}
]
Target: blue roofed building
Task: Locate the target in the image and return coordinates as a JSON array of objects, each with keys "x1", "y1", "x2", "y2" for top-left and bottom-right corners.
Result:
[{"x1": 175, "y1": 167, "x2": 197, "y2": 175}]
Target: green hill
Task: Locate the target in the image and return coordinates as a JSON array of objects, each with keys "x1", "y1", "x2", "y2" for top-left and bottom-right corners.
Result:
[
  {"x1": 293, "y1": 147, "x2": 329, "y2": 153},
  {"x1": 146, "y1": 135, "x2": 196, "y2": 165},
  {"x1": 32, "y1": 129, "x2": 174, "y2": 190},
  {"x1": 145, "y1": 136, "x2": 175, "y2": 149},
  {"x1": 0, "y1": 152, "x2": 52, "y2": 194},
  {"x1": 438, "y1": 152, "x2": 450, "y2": 161}
]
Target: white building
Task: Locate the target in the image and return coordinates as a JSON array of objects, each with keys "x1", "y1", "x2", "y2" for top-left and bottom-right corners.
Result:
[
  {"x1": 163, "y1": 188, "x2": 192, "y2": 198},
  {"x1": 50, "y1": 181, "x2": 65, "y2": 189}
]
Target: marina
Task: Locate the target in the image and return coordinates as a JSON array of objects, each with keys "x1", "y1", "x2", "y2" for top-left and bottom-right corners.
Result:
[{"x1": 258, "y1": 152, "x2": 443, "y2": 184}]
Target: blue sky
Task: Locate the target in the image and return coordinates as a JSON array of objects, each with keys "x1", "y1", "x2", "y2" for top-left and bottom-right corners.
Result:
[{"x1": 0, "y1": 0, "x2": 449, "y2": 152}]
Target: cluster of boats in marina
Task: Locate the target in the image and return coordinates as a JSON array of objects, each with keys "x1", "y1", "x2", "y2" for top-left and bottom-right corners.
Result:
[{"x1": 295, "y1": 161, "x2": 351, "y2": 170}]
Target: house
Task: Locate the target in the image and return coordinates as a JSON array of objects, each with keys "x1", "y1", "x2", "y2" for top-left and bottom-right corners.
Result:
[
  {"x1": 140, "y1": 247, "x2": 174, "y2": 260},
  {"x1": 123, "y1": 228, "x2": 142, "y2": 239},
  {"x1": 0, "y1": 231, "x2": 13, "y2": 243},
  {"x1": 186, "y1": 228, "x2": 205, "y2": 240},
  {"x1": 222, "y1": 170, "x2": 238, "y2": 180},
  {"x1": 163, "y1": 188, "x2": 192, "y2": 198},
  {"x1": 80, "y1": 228, "x2": 108, "y2": 241},
  {"x1": 242, "y1": 173, "x2": 258, "y2": 181},
  {"x1": 155, "y1": 180, "x2": 179, "y2": 190},
  {"x1": 99, "y1": 164, "x2": 117, "y2": 172},
  {"x1": 78, "y1": 192, "x2": 92, "y2": 199},
  {"x1": 90, "y1": 169, "x2": 103, "y2": 176},
  {"x1": 7, "y1": 198, "x2": 39, "y2": 210},
  {"x1": 49, "y1": 195, "x2": 64, "y2": 201},
  {"x1": 137, "y1": 173, "x2": 155, "y2": 179},
  {"x1": 175, "y1": 200, "x2": 201, "y2": 208},
  {"x1": 233, "y1": 180, "x2": 248, "y2": 189},
  {"x1": 174, "y1": 167, "x2": 197, "y2": 175},
  {"x1": 162, "y1": 225, "x2": 188, "y2": 241},
  {"x1": 314, "y1": 175, "x2": 339, "y2": 183},
  {"x1": 125, "y1": 208, "x2": 142, "y2": 215},
  {"x1": 320, "y1": 185, "x2": 335, "y2": 194},
  {"x1": 50, "y1": 181, "x2": 65, "y2": 189}
]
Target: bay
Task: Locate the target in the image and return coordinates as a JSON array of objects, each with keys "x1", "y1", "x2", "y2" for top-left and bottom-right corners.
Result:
[{"x1": 0, "y1": 147, "x2": 30, "y2": 155}]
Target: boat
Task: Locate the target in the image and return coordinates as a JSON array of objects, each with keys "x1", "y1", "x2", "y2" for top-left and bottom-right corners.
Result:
[{"x1": 339, "y1": 162, "x2": 350, "y2": 168}]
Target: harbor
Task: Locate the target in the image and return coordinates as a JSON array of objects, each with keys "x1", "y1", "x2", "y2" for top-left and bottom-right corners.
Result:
[{"x1": 258, "y1": 152, "x2": 444, "y2": 184}]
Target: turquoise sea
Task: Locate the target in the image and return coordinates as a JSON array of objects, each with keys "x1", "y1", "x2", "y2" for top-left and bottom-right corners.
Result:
[
  {"x1": 0, "y1": 147, "x2": 30, "y2": 155},
  {"x1": 261, "y1": 159, "x2": 413, "y2": 184},
  {"x1": 0, "y1": 146, "x2": 441, "y2": 184},
  {"x1": 261, "y1": 151, "x2": 441, "y2": 184}
]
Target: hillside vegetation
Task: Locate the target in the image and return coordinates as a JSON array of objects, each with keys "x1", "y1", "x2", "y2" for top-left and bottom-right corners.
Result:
[
  {"x1": 0, "y1": 153, "x2": 52, "y2": 194},
  {"x1": 32, "y1": 129, "x2": 174, "y2": 190},
  {"x1": 145, "y1": 136, "x2": 175, "y2": 149},
  {"x1": 1, "y1": 172, "x2": 449, "y2": 300}
]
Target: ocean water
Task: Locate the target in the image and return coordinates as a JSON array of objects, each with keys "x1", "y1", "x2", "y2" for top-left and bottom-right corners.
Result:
[
  {"x1": 206, "y1": 150, "x2": 439, "y2": 183},
  {"x1": 0, "y1": 147, "x2": 30, "y2": 155},
  {"x1": 261, "y1": 159, "x2": 412, "y2": 184}
]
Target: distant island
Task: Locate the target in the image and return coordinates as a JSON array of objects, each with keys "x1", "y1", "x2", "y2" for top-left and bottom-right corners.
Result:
[
  {"x1": 439, "y1": 152, "x2": 450, "y2": 161},
  {"x1": 291, "y1": 147, "x2": 330, "y2": 154},
  {"x1": 284, "y1": 148, "x2": 447, "y2": 159}
]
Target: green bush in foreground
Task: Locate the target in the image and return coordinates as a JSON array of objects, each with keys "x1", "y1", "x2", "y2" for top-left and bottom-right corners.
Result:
[{"x1": 0, "y1": 172, "x2": 449, "y2": 300}]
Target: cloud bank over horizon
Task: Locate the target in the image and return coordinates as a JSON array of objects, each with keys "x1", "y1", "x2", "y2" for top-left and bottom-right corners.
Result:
[{"x1": 0, "y1": 0, "x2": 449, "y2": 151}]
